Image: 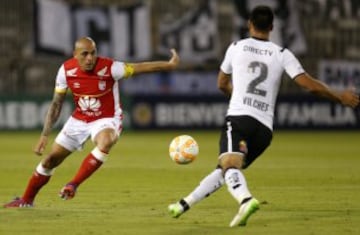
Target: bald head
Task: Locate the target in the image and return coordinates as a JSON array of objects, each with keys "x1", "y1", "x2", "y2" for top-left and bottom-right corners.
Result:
[
  {"x1": 74, "y1": 37, "x2": 96, "y2": 50},
  {"x1": 73, "y1": 37, "x2": 97, "y2": 71}
]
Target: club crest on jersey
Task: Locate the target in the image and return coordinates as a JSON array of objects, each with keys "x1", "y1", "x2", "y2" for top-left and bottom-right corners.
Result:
[
  {"x1": 97, "y1": 66, "x2": 109, "y2": 77},
  {"x1": 98, "y1": 81, "x2": 106, "y2": 90}
]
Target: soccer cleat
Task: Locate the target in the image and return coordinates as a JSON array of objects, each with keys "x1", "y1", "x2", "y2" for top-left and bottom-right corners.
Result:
[
  {"x1": 59, "y1": 183, "x2": 77, "y2": 200},
  {"x1": 3, "y1": 197, "x2": 33, "y2": 208},
  {"x1": 229, "y1": 198, "x2": 260, "y2": 227},
  {"x1": 168, "y1": 203, "x2": 185, "y2": 218}
]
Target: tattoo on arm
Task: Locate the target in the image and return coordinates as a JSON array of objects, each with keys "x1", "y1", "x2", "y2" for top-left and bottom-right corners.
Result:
[{"x1": 41, "y1": 93, "x2": 65, "y2": 136}]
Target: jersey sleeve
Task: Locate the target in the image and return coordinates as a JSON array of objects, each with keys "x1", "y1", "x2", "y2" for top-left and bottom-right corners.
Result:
[
  {"x1": 111, "y1": 61, "x2": 134, "y2": 80},
  {"x1": 282, "y1": 49, "x2": 305, "y2": 79},
  {"x1": 220, "y1": 43, "x2": 235, "y2": 74},
  {"x1": 55, "y1": 65, "x2": 67, "y2": 93}
]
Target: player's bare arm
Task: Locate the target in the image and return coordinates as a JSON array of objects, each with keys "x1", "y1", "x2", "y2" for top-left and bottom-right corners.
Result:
[
  {"x1": 130, "y1": 48, "x2": 179, "y2": 74},
  {"x1": 217, "y1": 70, "x2": 233, "y2": 98},
  {"x1": 294, "y1": 73, "x2": 359, "y2": 108},
  {"x1": 33, "y1": 92, "x2": 67, "y2": 155}
]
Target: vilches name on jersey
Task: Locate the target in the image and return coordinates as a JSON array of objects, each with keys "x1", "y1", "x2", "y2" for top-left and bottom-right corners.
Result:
[{"x1": 243, "y1": 96, "x2": 269, "y2": 112}]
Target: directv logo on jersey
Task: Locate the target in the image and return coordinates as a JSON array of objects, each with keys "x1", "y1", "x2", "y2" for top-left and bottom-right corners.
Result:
[{"x1": 243, "y1": 45, "x2": 273, "y2": 56}]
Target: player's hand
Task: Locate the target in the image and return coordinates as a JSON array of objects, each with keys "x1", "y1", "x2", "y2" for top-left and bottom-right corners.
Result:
[
  {"x1": 168, "y1": 48, "x2": 179, "y2": 69},
  {"x1": 340, "y1": 89, "x2": 359, "y2": 108},
  {"x1": 33, "y1": 135, "x2": 48, "y2": 156}
]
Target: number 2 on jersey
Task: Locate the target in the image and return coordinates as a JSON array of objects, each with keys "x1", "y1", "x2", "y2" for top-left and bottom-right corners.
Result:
[{"x1": 246, "y1": 61, "x2": 268, "y2": 97}]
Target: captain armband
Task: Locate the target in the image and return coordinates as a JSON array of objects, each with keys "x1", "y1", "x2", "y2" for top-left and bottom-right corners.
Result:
[
  {"x1": 123, "y1": 63, "x2": 134, "y2": 79},
  {"x1": 55, "y1": 87, "x2": 67, "y2": 94}
]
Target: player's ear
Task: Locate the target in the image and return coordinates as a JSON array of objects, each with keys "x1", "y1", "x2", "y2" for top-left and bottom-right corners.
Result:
[
  {"x1": 73, "y1": 49, "x2": 80, "y2": 59},
  {"x1": 269, "y1": 24, "x2": 273, "y2": 31},
  {"x1": 247, "y1": 20, "x2": 251, "y2": 29}
]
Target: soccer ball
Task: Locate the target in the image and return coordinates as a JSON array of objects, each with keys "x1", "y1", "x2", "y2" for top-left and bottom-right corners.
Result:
[{"x1": 169, "y1": 135, "x2": 199, "y2": 164}]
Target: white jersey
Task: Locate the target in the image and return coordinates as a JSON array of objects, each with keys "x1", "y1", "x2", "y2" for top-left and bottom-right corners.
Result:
[{"x1": 220, "y1": 37, "x2": 305, "y2": 130}]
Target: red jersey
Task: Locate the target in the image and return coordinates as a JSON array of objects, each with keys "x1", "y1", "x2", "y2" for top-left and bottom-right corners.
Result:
[{"x1": 55, "y1": 57, "x2": 127, "y2": 122}]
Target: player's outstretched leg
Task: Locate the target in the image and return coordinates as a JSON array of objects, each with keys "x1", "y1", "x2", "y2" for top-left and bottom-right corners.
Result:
[
  {"x1": 168, "y1": 168, "x2": 224, "y2": 218},
  {"x1": 3, "y1": 163, "x2": 53, "y2": 208}
]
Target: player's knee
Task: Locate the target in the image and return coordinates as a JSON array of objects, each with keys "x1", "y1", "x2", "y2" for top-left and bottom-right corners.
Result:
[
  {"x1": 96, "y1": 136, "x2": 116, "y2": 153},
  {"x1": 96, "y1": 135, "x2": 117, "y2": 152},
  {"x1": 94, "y1": 129, "x2": 118, "y2": 152},
  {"x1": 218, "y1": 153, "x2": 244, "y2": 173},
  {"x1": 42, "y1": 155, "x2": 64, "y2": 169}
]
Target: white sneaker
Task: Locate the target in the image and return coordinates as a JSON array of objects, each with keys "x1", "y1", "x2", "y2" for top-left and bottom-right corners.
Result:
[{"x1": 229, "y1": 198, "x2": 260, "y2": 227}]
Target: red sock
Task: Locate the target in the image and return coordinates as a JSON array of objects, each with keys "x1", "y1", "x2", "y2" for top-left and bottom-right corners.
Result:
[
  {"x1": 22, "y1": 172, "x2": 51, "y2": 203},
  {"x1": 69, "y1": 154, "x2": 103, "y2": 186}
]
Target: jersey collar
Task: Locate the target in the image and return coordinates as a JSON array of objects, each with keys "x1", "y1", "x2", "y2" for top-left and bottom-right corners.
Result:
[{"x1": 251, "y1": 36, "x2": 269, "y2": 41}]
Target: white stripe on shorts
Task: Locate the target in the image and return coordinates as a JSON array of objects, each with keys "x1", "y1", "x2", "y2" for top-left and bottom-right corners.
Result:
[{"x1": 226, "y1": 121, "x2": 232, "y2": 152}]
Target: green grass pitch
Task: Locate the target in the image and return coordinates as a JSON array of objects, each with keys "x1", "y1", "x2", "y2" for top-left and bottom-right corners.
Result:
[{"x1": 0, "y1": 130, "x2": 359, "y2": 235}]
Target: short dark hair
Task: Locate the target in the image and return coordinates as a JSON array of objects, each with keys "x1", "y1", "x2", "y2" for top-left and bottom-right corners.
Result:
[{"x1": 250, "y1": 6, "x2": 274, "y2": 31}]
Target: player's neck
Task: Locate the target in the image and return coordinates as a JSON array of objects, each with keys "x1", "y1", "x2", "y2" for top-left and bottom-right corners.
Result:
[{"x1": 250, "y1": 31, "x2": 269, "y2": 41}]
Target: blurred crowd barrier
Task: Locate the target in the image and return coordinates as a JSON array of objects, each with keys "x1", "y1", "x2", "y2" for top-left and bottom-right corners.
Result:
[
  {"x1": 0, "y1": 0, "x2": 359, "y2": 96},
  {"x1": 0, "y1": 0, "x2": 359, "y2": 130}
]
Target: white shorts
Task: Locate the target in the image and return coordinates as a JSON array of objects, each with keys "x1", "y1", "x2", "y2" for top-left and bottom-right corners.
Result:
[{"x1": 55, "y1": 116, "x2": 122, "y2": 152}]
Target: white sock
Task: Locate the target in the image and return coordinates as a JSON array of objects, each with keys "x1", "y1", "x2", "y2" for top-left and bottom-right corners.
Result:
[
  {"x1": 36, "y1": 162, "x2": 55, "y2": 176},
  {"x1": 183, "y1": 168, "x2": 224, "y2": 207},
  {"x1": 91, "y1": 147, "x2": 108, "y2": 162},
  {"x1": 224, "y1": 168, "x2": 252, "y2": 204}
]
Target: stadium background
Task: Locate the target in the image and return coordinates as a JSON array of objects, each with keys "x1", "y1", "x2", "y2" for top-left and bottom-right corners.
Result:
[
  {"x1": 0, "y1": 2, "x2": 359, "y2": 235},
  {"x1": 0, "y1": 0, "x2": 359, "y2": 130}
]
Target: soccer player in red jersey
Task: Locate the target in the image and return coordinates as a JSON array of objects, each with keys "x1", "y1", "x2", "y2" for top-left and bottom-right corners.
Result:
[{"x1": 4, "y1": 37, "x2": 179, "y2": 208}]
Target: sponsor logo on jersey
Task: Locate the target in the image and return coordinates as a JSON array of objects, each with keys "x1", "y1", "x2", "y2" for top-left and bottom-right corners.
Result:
[
  {"x1": 66, "y1": 68, "x2": 78, "y2": 77},
  {"x1": 78, "y1": 96, "x2": 102, "y2": 117},
  {"x1": 97, "y1": 66, "x2": 109, "y2": 77},
  {"x1": 243, "y1": 45, "x2": 273, "y2": 56}
]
